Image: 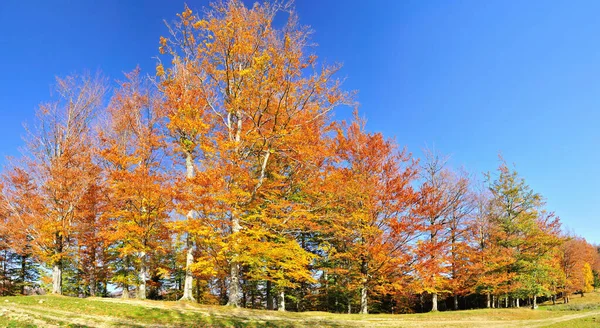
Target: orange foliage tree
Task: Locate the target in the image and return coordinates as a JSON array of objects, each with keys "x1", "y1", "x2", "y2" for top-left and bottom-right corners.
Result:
[
  {"x1": 158, "y1": 0, "x2": 349, "y2": 307},
  {"x1": 1, "y1": 74, "x2": 106, "y2": 295},
  {"x1": 99, "y1": 69, "x2": 173, "y2": 299},
  {"x1": 318, "y1": 116, "x2": 418, "y2": 314}
]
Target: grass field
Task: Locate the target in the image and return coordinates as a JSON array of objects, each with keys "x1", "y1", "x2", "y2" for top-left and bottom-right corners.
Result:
[{"x1": 1, "y1": 292, "x2": 599, "y2": 327}]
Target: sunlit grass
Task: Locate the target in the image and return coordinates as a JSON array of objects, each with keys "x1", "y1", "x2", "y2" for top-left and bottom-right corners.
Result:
[{"x1": 1, "y1": 292, "x2": 600, "y2": 327}]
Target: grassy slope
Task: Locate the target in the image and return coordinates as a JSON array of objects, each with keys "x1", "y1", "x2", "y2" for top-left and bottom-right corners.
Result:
[{"x1": 0, "y1": 292, "x2": 599, "y2": 328}]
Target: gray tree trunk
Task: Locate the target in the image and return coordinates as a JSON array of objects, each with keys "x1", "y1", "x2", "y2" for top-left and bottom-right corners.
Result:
[
  {"x1": 453, "y1": 294, "x2": 459, "y2": 310},
  {"x1": 360, "y1": 284, "x2": 368, "y2": 314},
  {"x1": 531, "y1": 295, "x2": 537, "y2": 309},
  {"x1": 138, "y1": 253, "x2": 147, "y2": 300},
  {"x1": 226, "y1": 216, "x2": 242, "y2": 307},
  {"x1": 278, "y1": 290, "x2": 285, "y2": 312},
  {"x1": 179, "y1": 237, "x2": 195, "y2": 301},
  {"x1": 486, "y1": 293, "x2": 491, "y2": 308},
  {"x1": 89, "y1": 269, "x2": 96, "y2": 297},
  {"x1": 360, "y1": 258, "x2": 368, "y2": 314},
  {"x1": 516, "y1": 298, "x2": 519, "y2": 308},
  {"x1": 180, "y1": 153, "x2": 197, "y2": 302},
  {"x1": 52, "y1": 262, "x2": 62, "y2": 295},
  {"x1": 122, "y1": 285, "x2": 130, "y2": 299},
  {"x1": 431, "y1": 293, "x2": 438, "y2": 312}
]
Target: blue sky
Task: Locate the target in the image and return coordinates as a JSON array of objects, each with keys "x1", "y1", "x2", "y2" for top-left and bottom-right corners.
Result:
[{"x1": 0, "y1": 0, "x2": 599, "y2": 242}]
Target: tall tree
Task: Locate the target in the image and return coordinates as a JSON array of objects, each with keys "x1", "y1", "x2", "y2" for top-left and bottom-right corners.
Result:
[
  {"x1": 322, "y1": 116, "x2": 418, "y2": 314},
  {"x1": 159, "y1": 0, "x2": 349, "y2": 307},
  {"x1": 414, "y1": 150, "x2": 469, "y2": 312},
  {"x1": 559, "y1": 237, "x2": 599, "y2": 301},
  {"x1": 100, "y1": 69, "x2": 173, "y2": 300},
  {"x1": 2, "y1": 74, "x2": 106, "y2": 295},
  {"x1": 159, "y1": 48, "x2": 215, "y2": 302},
  {"x1": 485, "y1": 160, "x2": 559, "y2": 309},
  {"x1": 445, "y1": 171, "x2": 475, "y2": 310}
]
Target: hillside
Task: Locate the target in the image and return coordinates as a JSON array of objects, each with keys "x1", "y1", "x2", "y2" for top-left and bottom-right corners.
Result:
[{"x1": 1, "y1": 292, "x2": 600, "y2": 328}]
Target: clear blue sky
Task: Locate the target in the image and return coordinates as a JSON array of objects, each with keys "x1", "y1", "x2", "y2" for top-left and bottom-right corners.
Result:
[{"x1": 1, "y1": 1, "x2": 598, "y2": 242}]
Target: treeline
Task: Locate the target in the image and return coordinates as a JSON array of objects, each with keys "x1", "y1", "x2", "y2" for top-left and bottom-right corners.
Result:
[{"x1": 1, "y1": 0, "x2": 599, "y2": 314}]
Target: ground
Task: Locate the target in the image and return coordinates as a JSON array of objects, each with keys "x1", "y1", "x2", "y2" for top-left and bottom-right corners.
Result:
[{"x1": 1, "y1": 292, "x2": 599, "y2": 327}]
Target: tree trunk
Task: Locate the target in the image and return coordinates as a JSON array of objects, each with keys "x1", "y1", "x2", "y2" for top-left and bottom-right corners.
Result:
[
  {"x1": 266, "y1": 280, "x2": 273, "y2": 310},
  {"x1": 226, "y1": 216, "x2": 242, "y2": 307},
  {"x1": 89, "y1": 269, "x2": 96, "y2": 297},
  {"x1": 347, "y1": 300, "x2": 351, "y2": 314},
  {"x1": 242, "y1": 285, "x2": 247, "y2": 308},
  {"x1": 102, "y1": 280, "x2": 108, "y2": 297},
  {"x1": 360, "y1": 284, "x2": 368, "y2": 314},
  {"x1": 122, "y1": 284, "x2": 130, "y2": 299},
  {"x1": 20, "y1": 255, "x2": 26, "y2": 295},
  {"x1": 179, "y1": 237, "x2": 195, "y2": 301},
  {"x1": 431, "y1": 293, "x2": 438, "y2": 312},
  {"x1": 486, "y1": 293, "x2": 491, "y2": 308},
  {"x1": 491, "y1": 294, "x2": 495, "y2": 308},
  {"x1": 323, "y1": 271, "x2": 329, "y2": 302},
  {"x1": 138, "y1": 254, "x2": 147, "y2": 300},
  {"x1": 52, "y1": 262, "x2": 62, "y2": 295},
  {"x1": 552, "y1": 295, "x2": 556, "y2": 305},
  {"x1": 227, "y1": 260, "x2": 242, "y2": 307},
  {"x1": 360, "y1": 258, "x2": 368, "y2": 314},
  {"x1": 531, "y1": 295, "x2": 537, "y2": 309},
  {"x1": 180, "y1": 152, "x2": 196, "y2": 302},
  {"x1": 278, "y1": 290, "x2": 285, "y2": 312},
  {"x1": 195, "y1": 277, "x2": 201, "y2": 302},
  {"x1": 52, "y1": 235, "x2": 63, "y2": 295},
  {"x1": 516, "y1": 298, "x2": 519, "y2": 308},
  {"x1": 453, "y1": 294, "x2": 459, "y2": 310},
  {"x1": 219, "y1": 278, "x2": 227, "y2": 304}
]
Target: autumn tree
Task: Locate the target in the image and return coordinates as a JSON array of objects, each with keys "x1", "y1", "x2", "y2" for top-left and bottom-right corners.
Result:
[
  {"x1": 0, "y1": 179, "x2": 39, "y2": 295},
  {"x1": 515, "y1": 211, "x2": 562, "y2": 308},
  {"x1": 159, "y1": 0, "x2": 349, "y2": 307},
  {"x1": 0, "y1": 75, "x2": 105, "y2": 295},
  {"x1": 99, "y1": 69, "x2": 173, "y2": 300},
  {"x1": 158, "y1": 44, "x2": 217, "y2": 301},
  {"x1": 325, "y1": 117, "x2": 418, "y2": 314},
  {"x1": 74, "y1": 179, "x2": 110, "y2": 296},
  {"x1": 414, "y1": 150, "x2": 473, "y2": 312},
  {"x1": 470, "y1": 187, "x2": 499, "y2": 308},
  {"x1": 559, "y1": 237, "x2": 599, "y2": 302},
  {"x1": 444, "y1": 171, "x2": 475, "y2": 310}
]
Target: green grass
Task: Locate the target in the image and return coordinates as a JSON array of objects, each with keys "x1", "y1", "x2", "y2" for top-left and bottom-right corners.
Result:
[
  {"x1": 542, "y1": 316, "x2": 600, "y2": 328},
  {"x1": 0, "y1": 296, "x2": 306, "y2": 327},
  {"x1": 0, "y1": 316, "x2": 36, "y2": 328},
  {"x1": 1, "y1": 292, "x2": 600, "y2": 327}
]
